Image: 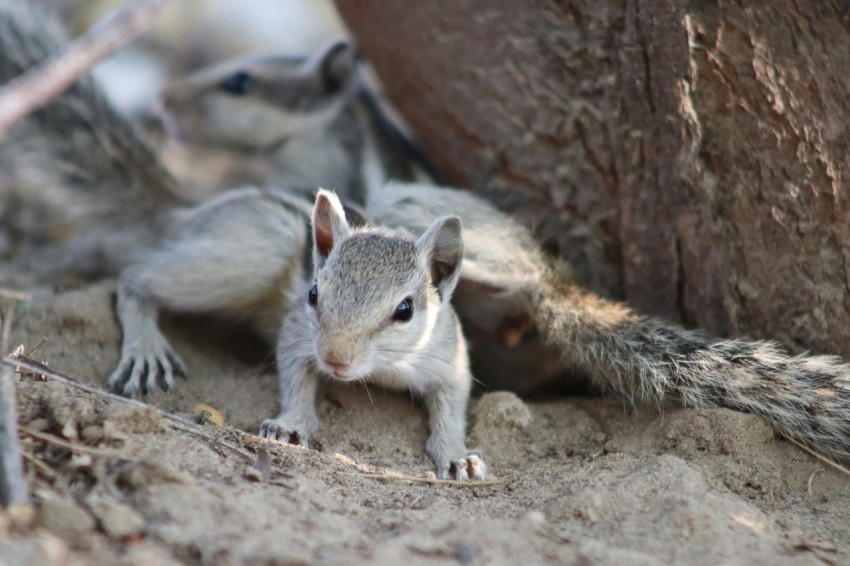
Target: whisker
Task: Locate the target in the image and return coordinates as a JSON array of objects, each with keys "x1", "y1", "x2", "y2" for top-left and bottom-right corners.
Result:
[
  {"x1": 360, "y1": 380, "x2": 374, "y2": 406},
  {"x1": 277, "y1": 339, "x2": 314, "y2": 362}
]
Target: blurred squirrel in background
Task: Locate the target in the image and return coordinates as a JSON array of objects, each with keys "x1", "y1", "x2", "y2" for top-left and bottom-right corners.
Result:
[{"x1": 158, "y1": 39, "x2": 437, "y2": 202}]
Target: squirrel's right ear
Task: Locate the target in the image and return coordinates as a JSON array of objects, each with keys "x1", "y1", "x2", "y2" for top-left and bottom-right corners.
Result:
[
  {"x1": 313, "y1": 189, "x2": 350, "y2": 266},
  {"x1": 416, "y1": 216, "x2": 464, "y2": 301}
]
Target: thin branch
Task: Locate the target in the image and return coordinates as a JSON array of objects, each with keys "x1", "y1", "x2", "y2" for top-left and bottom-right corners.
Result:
[
  {"x1": 0, "y1": 0, "x2": 170, "y2": 138},
  {"x1": 0, "y1": 309, "x2": 28, "y2": 506},
  {"x1": 4, "y1": 355, "x2": 504, "y2": 486},
  {"x1": 20, "y1": 451, "x2": 54, "y2": 476},
  {"x1": 20, "y1": 426, "x2": 132, "y2": 458},
  {"x1": 23, "y1": 338, "x2": 48, "y2": 358},
  {"x1": 3, "y1": 354, "x2": 197, "y2": 428},
  {"x1": 7, "y1": 354, "x2": 195, "y2": 428},
  {"x1": 782, "y1": 434, "x2": 850, "y2": 477},
  {"x1": 0, "y1": 288, "x2": 32, "y2": 302},
  {"x1": 166, "y1": 421, "x2": 255, "y2": 461}
]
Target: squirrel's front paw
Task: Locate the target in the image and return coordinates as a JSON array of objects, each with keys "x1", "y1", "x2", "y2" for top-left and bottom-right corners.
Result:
[
  {"x1": 259, "y1": 419, "x2": 310, "y2": 448},
  {"x1": 436, "y1": 452, "x2": 488, "y2": 481},
  {"x1": 107, "y1": 340, "x2": 186, "y2": 397}
]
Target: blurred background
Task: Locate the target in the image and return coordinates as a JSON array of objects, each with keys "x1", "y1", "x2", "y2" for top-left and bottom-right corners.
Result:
[{"x1": 56, "y1": 0, "x2": 346, "y2": 116}]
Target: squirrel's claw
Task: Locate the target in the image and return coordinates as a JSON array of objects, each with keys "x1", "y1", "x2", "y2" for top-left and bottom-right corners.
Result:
[
  {"x1": 437, "y1": 452, "x2": 488, "y2": 481},
  {"x1": 107, "y1": 342, "x2": 185, "y2": 397},
  {"x1": 259, "y1": 419, "x2": 309, "y2": 448}
]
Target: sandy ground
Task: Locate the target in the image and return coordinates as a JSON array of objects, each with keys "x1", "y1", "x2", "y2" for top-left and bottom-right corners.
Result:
[{"x1": 0, "y1": 281, "x2": 848, "y2": 565}]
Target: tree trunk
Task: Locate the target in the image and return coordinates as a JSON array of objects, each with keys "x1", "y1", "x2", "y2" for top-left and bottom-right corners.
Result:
[{"x1": 335, "y1": 0, "x2": 850, "y2": 357}]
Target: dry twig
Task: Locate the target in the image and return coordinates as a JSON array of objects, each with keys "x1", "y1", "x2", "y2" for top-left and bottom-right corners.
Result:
[
  {"x1": 4, "y1": 354, "x2": 193, "y2": 425},
  {"x1": 807, "y1": 469, "x2": 822, "y2": 497},
  {"x1": 20, "y1": 451, "x2": 54, "y2": 476},
  {"x1": 166, "y1": 421, "x2": 255, "y2": 461},
  {"x1": 20, "y1": 426, "x2": 131, "y2": 458},
  {"x1": 782, "y1": 434, "x2": 850, "y2": 477},
  {"x1": 0, "y1": 288, "x2": 31, "y2": 302},
  {"x1": 0, "y1": 0, "x2": 169, "y2": 138},
  {"x1": 23, "y1": 338, "x2": 48, "y2": 358}
]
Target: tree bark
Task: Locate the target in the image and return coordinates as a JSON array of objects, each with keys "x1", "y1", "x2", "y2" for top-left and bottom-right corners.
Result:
[{"x1": 336, "y1": 0, "x2": 850, "y2": 356}]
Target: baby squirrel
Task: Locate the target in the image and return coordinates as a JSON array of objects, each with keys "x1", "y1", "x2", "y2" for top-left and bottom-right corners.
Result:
[
  {"x1": 6, "y1": 0, "x2": 850, "y2": 477},
  {"x1": 262, "y1": 190, "x2": 485, "y2": 480}
]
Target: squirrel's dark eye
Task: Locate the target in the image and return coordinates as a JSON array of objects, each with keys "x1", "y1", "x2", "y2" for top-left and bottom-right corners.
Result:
[
  {"x1": 220, "y1": 72, "x2": 254, "y2": 96},
  {"x1": 392, "y1": 297, "x2": 413, "y2": 323},
  {"x1": 308, "y1": 283, "x2": 318, "y2": 306}
]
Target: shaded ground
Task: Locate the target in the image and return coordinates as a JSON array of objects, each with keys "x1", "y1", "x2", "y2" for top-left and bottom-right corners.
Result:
[{"x1": 0, "y1": 282, "x2": 848, "y2": 564}]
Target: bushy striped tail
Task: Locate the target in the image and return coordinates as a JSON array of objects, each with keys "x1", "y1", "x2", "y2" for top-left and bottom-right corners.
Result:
[{"x1": 530, "y1": 266, "x2": 850, "y2": 461}]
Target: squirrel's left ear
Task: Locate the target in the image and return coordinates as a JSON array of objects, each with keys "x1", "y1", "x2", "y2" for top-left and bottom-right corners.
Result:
[
  {"x1": 416, "y1": 216, "x2": 464, "y2": 301},
  {"x1": 313, "y1": 189, "x2": 350, "y2": 267}
]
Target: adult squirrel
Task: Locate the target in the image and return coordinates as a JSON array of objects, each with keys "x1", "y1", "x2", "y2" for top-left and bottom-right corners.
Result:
[{"x1": 4, "y1": 0, "x2": 850, "y2": 478}]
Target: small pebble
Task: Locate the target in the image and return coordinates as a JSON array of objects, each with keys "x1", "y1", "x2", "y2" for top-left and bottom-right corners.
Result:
[
  {"x1": 194, "y1": 404, "x2": 225, "y2": 426},
  {"x1": 36, "y1": 498, "x2": 95, "y2": 534},
  {"x1": 87, "y1": 496, "x2": 146, "y2": 539},
  {"x1": 243, "y1": 467, "x2": 263, "y2": 482},
  {"x1": 454, "y1": 543, "x2": 475, "y2": 565},
  {"x1": 26, "y1": 418, "x2": 50, "y2": 431},
  {"x1": 80, "y1": 425, "x2": 105, "y2": 444}
]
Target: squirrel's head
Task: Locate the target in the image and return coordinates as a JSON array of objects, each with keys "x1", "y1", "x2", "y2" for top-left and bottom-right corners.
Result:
[
  {"x1": 161, "y1": 38, "x2": 358, "y2": 150},
  {"x1": 307, "y1": 190, "x2": 463, "y2": 381}
]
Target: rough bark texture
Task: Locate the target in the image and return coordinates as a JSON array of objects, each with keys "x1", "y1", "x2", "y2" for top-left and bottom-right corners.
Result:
[{"x1": 336, "y1": 0, "x2": 850, "y2": 356}]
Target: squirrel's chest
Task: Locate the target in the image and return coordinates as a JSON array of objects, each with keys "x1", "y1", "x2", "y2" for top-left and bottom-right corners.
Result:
[
  {"x1": 275, "y1": 137, "x2": 357, "y2": 189},
  {"x1": 364, "y1": 369, "x2": 416, "y2": 393}
]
